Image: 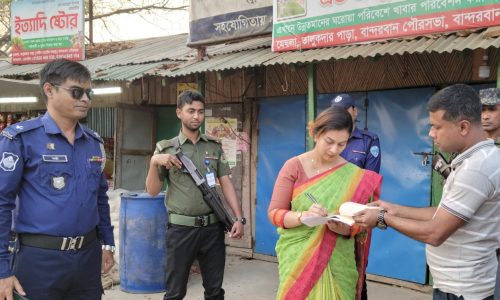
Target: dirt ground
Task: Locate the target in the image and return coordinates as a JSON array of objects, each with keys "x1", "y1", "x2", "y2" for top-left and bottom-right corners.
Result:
[{"x1": 103, "y1": 255, "x2": 432, "y2": 300}]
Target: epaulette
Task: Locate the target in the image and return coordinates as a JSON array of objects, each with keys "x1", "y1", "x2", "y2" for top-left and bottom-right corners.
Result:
[
  {"x1": 156, "y1": 138, "x2": 177, "y2": 152},
  {"x1": 81, "y1": 124, "x2": 104, "y2": 144},
  {"x1": 205, "y1": 135, "x2": 222, "y2": 144},
  {"x1": 361, "y1": 129, "x2": 379, "y2": 140},
  {"x1": 1, "y1": 117, "x2": 43, "y2": 140}
]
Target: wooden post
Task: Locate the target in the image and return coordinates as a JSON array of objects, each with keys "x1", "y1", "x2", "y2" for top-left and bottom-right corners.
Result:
[
  {"x1": 197, "y1": 47, "x2": 206, "y2": 61},
  {"x1": 89, "y1": 0, "x2": 94, "y2": 47},
  {"x1": 197, "y1": 73, "x2": 205, "y2": 97}
]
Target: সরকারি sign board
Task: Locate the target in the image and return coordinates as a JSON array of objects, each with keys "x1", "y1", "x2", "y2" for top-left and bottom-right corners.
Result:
[
  {"x1": 10, "y1": 0, "x2": 85, "y2": 65},
  {"x1": 272, "y1": 0, "x2": 500, "y2": 52},
  {"x1": 188, "y1": 0, "x2": 273, "y2": 46}
]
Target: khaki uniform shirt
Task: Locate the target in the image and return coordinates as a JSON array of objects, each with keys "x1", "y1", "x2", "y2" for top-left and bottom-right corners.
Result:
[{"x1": 154, "y1": 131, "x2": 230, "y2": 216}]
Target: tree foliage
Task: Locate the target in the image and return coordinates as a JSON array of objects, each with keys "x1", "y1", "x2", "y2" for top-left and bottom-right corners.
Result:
[
  {"x1": 0, "y1": 0, "x2": 188, "y2": 56},
  {"x1": 0, "y1": 0, "x2": 12, "y2": 56}
]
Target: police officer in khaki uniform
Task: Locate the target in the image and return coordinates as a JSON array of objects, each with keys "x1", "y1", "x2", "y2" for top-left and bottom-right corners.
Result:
[
  {"x1": 479, "y1": 88, "x2": 500, "y2": 147},
  {"x1": 145, "y1": 91, "x2": 244, "y2": 300}
]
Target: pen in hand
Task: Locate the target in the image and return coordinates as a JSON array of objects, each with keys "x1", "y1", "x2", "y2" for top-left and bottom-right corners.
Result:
[
  {"x1": 305, "y1": 192, "x2": 319, "y2": 204},
  {"x1": 304, "y1": 192, "x2": 328, "y2": 217}
]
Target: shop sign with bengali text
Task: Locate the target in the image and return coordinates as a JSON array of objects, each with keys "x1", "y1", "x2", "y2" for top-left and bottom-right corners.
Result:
[
  {"x1": 272, "y1": 0, "x2": 500, "y2": 52},
  {"x1": 10, "y1": 0, "x2": 85, "y2": 64},
  {"x1": 188, "y1": 0, "x2": 273, "y2": 46}
]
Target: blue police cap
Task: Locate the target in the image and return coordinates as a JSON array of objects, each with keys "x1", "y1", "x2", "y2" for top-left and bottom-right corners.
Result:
[{"x1": 330, "y1": 94, "x2": 355, "y2": 109}]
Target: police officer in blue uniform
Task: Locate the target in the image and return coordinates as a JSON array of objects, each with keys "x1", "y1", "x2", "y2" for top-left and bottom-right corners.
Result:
[
  {"x1": 0, "y1": 59, "x2": 114, "y2": 300},
  {"x1": 331, "y1": 94, "x2": 381, "y2": 173},
  {"x1": 331, "y1": 93, "x2": 381, "y2": 300}
]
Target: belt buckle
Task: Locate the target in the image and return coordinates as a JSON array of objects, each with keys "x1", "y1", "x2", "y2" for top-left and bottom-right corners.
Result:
[
  {"x1": 61, "y1": 236, "x2": 84, "y2": 251},
  {"x1": 195, "y1": 216, "x2": 206, "y2": 227}
]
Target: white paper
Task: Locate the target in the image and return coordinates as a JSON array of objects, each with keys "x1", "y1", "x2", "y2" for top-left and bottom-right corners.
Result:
[
  {"x1": 300, "y1": 202, "x2": 380, "y2": 227},
  {"x1": 300, "y1": 215, "x2": 354, "y2": 227},
  {"x1": 339, "y1": 202, "x2": 380, "y2": 217}
]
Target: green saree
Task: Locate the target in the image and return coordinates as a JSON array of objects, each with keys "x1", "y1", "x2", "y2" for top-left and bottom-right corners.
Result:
[{"x1": 275, "y1": 162, "x2": 382, "y2": 300}]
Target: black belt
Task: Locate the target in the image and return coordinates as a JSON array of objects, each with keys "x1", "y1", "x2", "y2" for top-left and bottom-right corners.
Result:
[
  {"x1": 169, "y1": 213, "x2": 219, "y2": 227},
  {"x1": 19, "y1": 229, "x2": 97, "y2": 251}
]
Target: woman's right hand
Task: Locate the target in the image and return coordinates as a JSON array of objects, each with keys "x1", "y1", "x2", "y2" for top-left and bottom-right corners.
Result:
[{"x1": 302, "y1": 203, "x2": 328, "y2": 218}]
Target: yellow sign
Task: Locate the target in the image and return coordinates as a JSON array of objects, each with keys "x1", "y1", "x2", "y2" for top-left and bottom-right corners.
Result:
[
  {"x1": 176, "y1": 83, "x2": 199, "y2": 97},
  {"x1": 205, "y1": 117, "x2": 238, "y2": 169}
]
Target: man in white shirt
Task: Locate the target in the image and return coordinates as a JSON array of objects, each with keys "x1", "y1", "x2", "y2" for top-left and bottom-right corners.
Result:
[{"x1": 354, "y1": 84, "x2": 500, "y2": 300}]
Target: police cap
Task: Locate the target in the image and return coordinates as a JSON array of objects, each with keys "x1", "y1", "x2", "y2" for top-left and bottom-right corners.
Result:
[{"x1": 331, "y1": 94, "x2": 356, "y2": 109}]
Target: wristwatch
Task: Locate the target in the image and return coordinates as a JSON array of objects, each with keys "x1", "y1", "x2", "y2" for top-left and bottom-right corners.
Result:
[
  {"x1": 376, "y1": 210, "x2": 387, "y2": 230},
  {"x1": 233, "y1": 217, "x2": 246, "y2": 225},
  {"x1": 102, "y1": 245, "x2": 116, "y2": 253}
]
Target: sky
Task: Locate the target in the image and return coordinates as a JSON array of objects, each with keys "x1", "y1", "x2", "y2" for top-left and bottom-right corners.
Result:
[{"x1": 89, "y1": 2, "x2": 189, "y2": 42}]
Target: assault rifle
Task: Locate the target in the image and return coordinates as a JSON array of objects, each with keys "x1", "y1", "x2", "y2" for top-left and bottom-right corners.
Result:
[
  {"x1": 175, "y1": 151, "x2": 234, "y2": 232},
  {"x1": 414, "y1": 151, "x2": 453, "y2": 180},
  {"x1": 431, "y1": 152, "x2": 453, "y2": 180}
]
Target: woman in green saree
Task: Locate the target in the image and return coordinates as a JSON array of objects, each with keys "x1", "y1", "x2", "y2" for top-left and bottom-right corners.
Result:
[{"x1": 268, "y1": 107, "x2": 382, "y2": 300}]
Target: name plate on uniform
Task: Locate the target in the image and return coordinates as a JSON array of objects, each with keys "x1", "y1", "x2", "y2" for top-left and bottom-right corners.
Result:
[{"x1": 42, "y1": 155, "x2": 68, "y2": 163}]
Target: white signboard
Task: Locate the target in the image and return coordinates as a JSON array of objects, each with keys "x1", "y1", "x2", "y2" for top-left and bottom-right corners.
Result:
[{"x1": 10, "y1": 0, "x2": 85, "y2": 64}]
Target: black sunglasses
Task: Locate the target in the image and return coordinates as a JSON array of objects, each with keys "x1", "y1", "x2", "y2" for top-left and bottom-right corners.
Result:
[{"x1": 52, "y1": 84, "x2": 94, "y2": 100}]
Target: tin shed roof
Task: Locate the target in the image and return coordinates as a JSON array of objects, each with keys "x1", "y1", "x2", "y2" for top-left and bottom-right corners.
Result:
[
  {"x1": 93, "y1": 61, "x2": 172, "y2": 81},
  {"x1": 0, "y1": 33, "x2": 199, "y2": 80},
  {"x1": 1, "y1": 30, "x2": 499, "y2": 81},
  {"x1": 156, "y1": 31, "x2": 500, "y2": 78}
]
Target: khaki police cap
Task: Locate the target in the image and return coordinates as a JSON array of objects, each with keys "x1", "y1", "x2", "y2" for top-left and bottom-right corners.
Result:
[{"x1": 479, "y1": 88, "x2": 500, "y2": 105}]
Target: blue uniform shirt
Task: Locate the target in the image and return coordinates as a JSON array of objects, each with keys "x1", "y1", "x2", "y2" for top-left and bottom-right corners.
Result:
[
  {"x1": 341, "y1": 127, "x2": 381, "y2": 173},
  {"x1": 0, "y1": 113, "x2": 114, "y2": 278}
]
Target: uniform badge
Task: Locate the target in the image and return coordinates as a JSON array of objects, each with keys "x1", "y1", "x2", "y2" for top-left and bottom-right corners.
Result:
[
  {"x1": 370, "y1": 145, "x2": 380, "y2": 158},
  {"x1": 46, "y1": 143, "x2": 55, "y2": 150},
  {"x1": 0, "y1": 152, "x2": 19, "y2": 172},
  {"x1": 52, "y1": 176, "x2": 66, "y2": 190},
  {"x1": 1, "y1": 131, "x2": 13, "y2": 140},
  {"x1": 99, "y1": 143, "x2": 106, "y2": 172},
  {"x1": 220, "y1": 153, "x2": 228, "y2": 164},
  {"x1": 42, "y1": 155, "x2": 68, "y2": 162}
]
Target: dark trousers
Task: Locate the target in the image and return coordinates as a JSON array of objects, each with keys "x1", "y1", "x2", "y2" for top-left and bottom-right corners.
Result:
[
  {"x1": 164, "y1": 223, "x2": 225, "y2": 300},
  {"x1": 14, "y1": 238, "x2": 102, "y2": 300},
  {"x1": 433, "y1": 289, "x2": 494, "y2": 300}
]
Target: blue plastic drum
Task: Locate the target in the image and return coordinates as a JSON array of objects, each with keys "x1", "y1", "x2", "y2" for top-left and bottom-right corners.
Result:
[{"x1": 119, "y1": 192, "x2": 167, "y2": 293}]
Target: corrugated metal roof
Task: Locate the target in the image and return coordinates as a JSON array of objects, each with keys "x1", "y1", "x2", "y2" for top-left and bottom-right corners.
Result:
[
  {"x1": 84, "y1": 34, "x2": 198, "y2": 72},
  {"x1": 0, "y1": 33, "x2": 200, "y2": 79},
  {"x1": 156, "y1": 32, "x2": 500, "y2": 77},
  {"x1": 0, "y1": 61, "x2": 45, "y2": 77},
  {"x1": 2, "y1": 31, "x2": 499, "y2": 81},
  {"x1": 209, "y1": 36, "x2": 272, "y2": 56},
  {"x1": 93, "y1": 61, "x2": 172, "y2": 81}
]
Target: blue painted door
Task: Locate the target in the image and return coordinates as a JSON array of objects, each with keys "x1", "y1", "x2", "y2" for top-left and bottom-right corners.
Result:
[
  {"x1": 318, "y1": 88, "x2": 434, "y2": 284},
  {"x1": 367, "y1": 88, "x2": 434, "y2": 284},
  {"x1": 255, "y1": 96, "x2": 306, "y2": 256}
]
